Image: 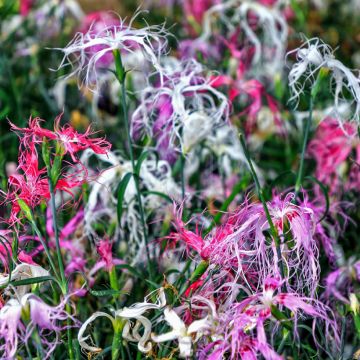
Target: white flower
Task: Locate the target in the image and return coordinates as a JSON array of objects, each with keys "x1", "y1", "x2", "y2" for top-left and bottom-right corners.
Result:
[
  {"x1": 81, "y1": 149, "x2": 181, "y2": 264},
  {"x1": 232, "y1": 1, "x2": 287, "y2": 72},
  {"x1": 200, "y1": 0, "x2": 288, "y2": 76},
  {"x1": 287, "y1": 37, "x2": 360, "y2": 127},
  {"x1": 152, "y1": 307, "x2": 212, "y2": 358},
  {"x1": 132, "y1": 58, "x2": 229, "y2": 154},
  {"x1": 78, "y1": 287, "x2": 166, "y2": 354},
  {"x1": 0, "y1": 263, "x2": 50, "y2": 296},
  {"x1": 54, "y1": 10, "x2": 168, "y2": 91}
]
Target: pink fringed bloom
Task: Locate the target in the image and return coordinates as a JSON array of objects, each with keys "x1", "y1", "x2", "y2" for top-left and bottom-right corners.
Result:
[
  {"x1": 323, "y1": 259, "x2": 360, "y2": 304},
  {"x1": 3, "y1": 142, "x2": 79, "y2": 224},
  {"x1": 171, "y1": 192, "x2": 321, "y2": 296},
  {"x1": 201, "y1": 276, "x2": 339, "y2": 359},
  {"x1": 20, "y1": 0, "x2": 34, "y2": 16},
  {"x1": 0, "y1": 294, "x2": 77, "y2": 359},
  {"x1": 10, "y1": 115, "x2": 111, "y2": 162},
  {"x1": 308, "y1": 117, "x2": 360, "y2": 194},
  {"x1": 183, "y1": 0, "x2": 219, "y2": 25},
  {"x1": 211, "y1": 65, "x2": 282, "y2": 135},
  {"x1": 97, "y1": 239, "x2": 114, "y2": 271},
  {"x1": 55, "y1": 11, "x2": 168, "y2": 91}
]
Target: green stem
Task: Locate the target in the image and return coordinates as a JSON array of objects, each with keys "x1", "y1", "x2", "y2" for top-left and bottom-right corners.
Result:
[
  {"x1": 48, "y1": 183, "x2": 74, "y2": 360},
  {"x1": 48, "y1": 184, "x2": 67, "y2": 290},
  {"x1": 112, "y1": 318, "x2": 126, "y2": 360},
  {"x1": 239, "y1": 135, "x2": 285, "y2": 281},
  {"x1": 180, "y1": 153, "x2": 186, "y2": 200},
  {"x1": 205, "y1": 175, "x2": 250, "y2": 235},
  {"x1": 113, "y1": 49, "x2": 154, "y2": 282},
  {"x1": 30, "y1": 220, "x2": 59, "y2": 281},
  {"x1": 294, "y1": 96, "x2": 313, "y2": 197},
  {"x1": 66, "y1": 303, "x2": 75, "y2": 360},
  {"x1": 179, "y1": 260, "x2": 209, "y2": 297}
]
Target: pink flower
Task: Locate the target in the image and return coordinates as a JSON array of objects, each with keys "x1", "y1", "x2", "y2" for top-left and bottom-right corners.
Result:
[
  {"x1": 10, "y1": 115, "x2": 111, "y2": 162},
  {"x1": 53, "y1": 116, "x2": 111, "y2": 161},
  {"x1": 97, "y1": 239, "x2": 114, "y2": 271},
  {"x1": 20, "y1": 0, "x2": 34, "y2": 16},
  {"x1": 323, "y1": 260, "x2": 360, "y2": 304},
  {"x1": 0, "y1": 294, "x2": 77, "y2": 359},
  {"x1": 308, "y1": 118, "x2": 360, "y2": 194},
  {"x1": 202, "y1": 276, "x2": 339, "y2": 359},
  {"x1": 183, "y1": 0, "x2": 220, "y2": 25},
  {"x1": 3, "y1": 141, "x2": 80, "y2": 224},
  {"x1": 211, "y1": 70, "x2": 282, "y2": 134},
  {"x1": 171, "y1": 192, "x2": 321, "y2": 296}
]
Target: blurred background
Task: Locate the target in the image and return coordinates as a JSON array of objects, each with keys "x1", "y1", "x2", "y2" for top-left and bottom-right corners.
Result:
[{"x1": 0, "y1": 0, "x2": 359, "y2": 165}]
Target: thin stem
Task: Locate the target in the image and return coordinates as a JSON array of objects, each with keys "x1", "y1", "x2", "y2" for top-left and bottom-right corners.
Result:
[
  {"x1": 294, "y1": 96, "x2": 313, "y2": 197},
  {"x1": 239, "y1": 134, "x2": 285, "y2": 281},
  {"x1": 66, "y1": 303, "x2": 75, "y2": 360},
  {"x1": 180, "y1": 153, "x2": 186, "y2": 200},
  {"x1": 48, "y1": 184, "x2": 67, "y2": 290},
  {"x1": 112, "y1": 318, "x2": 126, "y2": 360},
  {"x1": 113, "y1": 49, "x2": 154, "y2": 282},
  {"x1": 31, "y1": 220, "x2": 60, "y2": 281}
]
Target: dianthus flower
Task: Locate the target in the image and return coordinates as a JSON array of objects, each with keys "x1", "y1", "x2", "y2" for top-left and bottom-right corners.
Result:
[
  {"x1": 201, "y1": 276, "x2": 339, "y2": 359},
  {"x1": 308, "y1": 117, "x2": 360, "y2": 193},
  {"x1": 171, "y1": 192, "x2": 322, "y2": 296},
  {"x1": 78, "y1": 287, "x2": 166, "y2": 354},
  {"x1": 287, "y1": 38, "x2": 360, "y2": 127},
  {"x1": 132, "y1": 59, "x2": 229, "y2": 157},
  {"x1": 55, "y1": 11, "x2": 168, "y2": 91},
  {"x1": 0, "y1": 293, "x2": 77, "y2": 359}
]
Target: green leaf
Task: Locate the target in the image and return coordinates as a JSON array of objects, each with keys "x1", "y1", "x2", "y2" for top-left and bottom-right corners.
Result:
[
  {"x1": 270, "y1": 305, "x2": 293, "y2": 331},
  {"x1": 116, "y1": 172, "x2": 133, "y2": 226},
  {"x1": 10, "y1": 276, "x2": 55, "y2": 287},
  {"x1": 134, "y1": 150, "x2": 159, "y2": 177},
  {"x1": 141, "y1": 190, "x2": 173, "y2": 203},
  {"x1": 89, "y1": 288, "x2": 125, "y2": 297},
  {"x1": 114, "y1": 263, "x2": 143, "y2": 278}
]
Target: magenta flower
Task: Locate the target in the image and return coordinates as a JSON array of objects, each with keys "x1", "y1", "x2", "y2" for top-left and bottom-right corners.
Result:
[
  {"x1": 308, "y1": 117, "x2": 360, "y2": 194},
  {"x1": 97, "y1": 239, "x2": 114, "y2": 271},
  {"x1": 10, "y1": 115, "x2": 111, "y2": 162},
  {"x1": 211, "y1": 69, "x2": 282, "y2": 135},
  {"x1": 20, "y1": 0, "x2": 34, "y2": 16},
  {"x1": 171, "y1": 192, "x2": 322, "y2": 296},
  {"x1": 323, "y1": 259, "x2": 360, "y2": 304},
  {"x1": 201, "y1": 276, "x2": 339, "y2": 359},
  {"x1": 3, "y1": 142, "x2": 79, "y2": 224}
]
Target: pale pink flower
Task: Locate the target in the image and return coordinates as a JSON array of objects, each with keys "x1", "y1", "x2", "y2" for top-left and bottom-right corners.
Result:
[{"x1": 0, "y1": 294, "x2": 77, "y2": 359}]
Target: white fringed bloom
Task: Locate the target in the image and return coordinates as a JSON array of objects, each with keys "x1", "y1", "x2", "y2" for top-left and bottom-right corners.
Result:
[
  {"x1": 54, "y1": 11, "x2": 168, "y2": 91},
  {"x1": 287, "y1": 38, "x2": 360, "y2": 126},
  {"x1": 152, "y1": 297, "x2": 217, "y2": 358},
  {"x1": 78, "y1": 287, "x2": 166, "y2": 354},
  {"x1": 132, "y1": 58, "x2": 229, "y2": 154},
  {"x1": 81, "y1": 149, "x2": 181, "y2": 264},
  {"x1": 200, "y1": 0, "x2": 288, "y2": 75}
]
